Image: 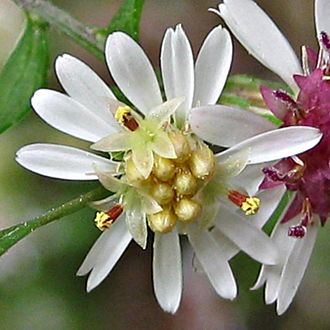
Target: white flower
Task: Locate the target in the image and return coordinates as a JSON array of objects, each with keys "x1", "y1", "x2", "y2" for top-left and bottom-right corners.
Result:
[
  {"x1": 16, "y1": 23, "x2": 322, "y2": 314},
  {"x1": 212, "y1": 0, "x2": 328, "y2": 315}
]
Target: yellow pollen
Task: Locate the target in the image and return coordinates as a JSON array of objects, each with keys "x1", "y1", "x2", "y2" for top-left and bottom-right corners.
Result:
[
  {"x1": 94, "y1": 212, "x2": 113, "y2": 231},
  {"x1": 115, "y1": 106, "x2": 132, "y2": 125},
  {"x1": 240, "y1": 197, "x2": 260, "y2": 215}
]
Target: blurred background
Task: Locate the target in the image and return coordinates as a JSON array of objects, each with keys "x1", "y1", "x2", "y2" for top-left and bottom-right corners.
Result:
[{"x1": 1, "y1": 0, "x2": 329, "y2": 329}]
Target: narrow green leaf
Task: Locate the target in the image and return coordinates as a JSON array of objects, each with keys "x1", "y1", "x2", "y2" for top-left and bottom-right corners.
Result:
[
  {"x1": 98, "y1": 0, "x2": 144, "y2": 41},
  {"x1": 0, "y1": 13, "x2": 49, "y2": 134},
  {"x1": 0, "y1": 187, "x2": 109, "y2": 257}
]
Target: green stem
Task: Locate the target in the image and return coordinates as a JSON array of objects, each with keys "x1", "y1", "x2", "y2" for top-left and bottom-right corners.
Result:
[
  {"x1": 0, "y1": 186, "x2": 109, "y2": 256},
  {"x1": 12, "y1": 0, "x2": 104, "y2": 60}
]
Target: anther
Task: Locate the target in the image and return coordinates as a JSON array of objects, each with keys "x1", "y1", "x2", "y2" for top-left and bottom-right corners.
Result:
[
  {"x1": 94, "y1": 204, "x2": 124, "y2": 231},
  {"x1": 228, "y1": 190, "x2": 260, "y2": 215},
  {"x1": 288, "y1": 225, "x2": 306, "y2": 238},
  {"x1": 115, "y1": 106, "x2": 139, "y2": 131}
]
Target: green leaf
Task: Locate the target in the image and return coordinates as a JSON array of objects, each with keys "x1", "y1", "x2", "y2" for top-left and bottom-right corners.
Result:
[
  {"x1": 0, "y1": 13, "x2": 49, "y2": 134},
  {"x1": 0, "y1": 187, "x2": 109, "y2": 257},
  {"x1": 98, "y1": 0, "x2": 145, "y2": 41}
]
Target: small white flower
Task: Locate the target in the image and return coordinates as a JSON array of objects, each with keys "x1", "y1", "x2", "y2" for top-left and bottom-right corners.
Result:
[{"x1": 16, "y1": 23, "x2": 322, "y2": 314}]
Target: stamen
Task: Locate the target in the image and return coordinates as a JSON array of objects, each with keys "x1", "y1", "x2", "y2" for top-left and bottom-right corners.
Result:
[
  {"x1": 94, "y1": 204, "x2": 124, "y2": 231},
  {"x1": 288, "y1": 225, "x2": 306, "y2": 238},
  {"x1": 320, "y1": 31, "x2": 330, "y2": 52},
  {"x1": 228, "y1": 190, "x2": 260, "y2": 215},
  {"x1": 115, "y1": 106, "x2": 139, "y2": 131}
]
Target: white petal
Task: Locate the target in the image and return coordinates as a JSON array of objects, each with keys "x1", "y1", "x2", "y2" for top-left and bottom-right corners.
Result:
[
  {"x1": 125, "y1": 209, "x2": 147, "y2": 249},
  {"x1": 77, "y1": 216, "x2": 129, "y2": 276},
  {"x1": 106, "y1": 32, "x2": 163, "y2": 114},
  {"x1": 276, "y1": 223, "x2": 318, "y2": 315},
  {"x1": 147, "y1": 97, "x2": 184, "y2": 127},
  {"x1": 217, "y1": 147, "x2": 250, "y2": 178},
  {"x1": 82, "y1": 218, "x2": 132, "y2": 291},
  {"x1": 187, "y1": 224, "x2": 237, "y2": 299},
  {"x1": 132, "y1": 145, "x2": 154, "y2": 179},
  {"x1": 91, "y1": 132, "x2": 129, "y2": 152},
  {"x1": 161, "y1": 25, "x2": 194, "y2": 126},
  {"x1": 315, "y1": 0, "x2": 330, "y2": 36},
  {"x1": 16, "y1": 144, "x2": 115, "y2": 180},
  {"x1": 230, "y1": 163, "x2": 266, "y2": 196},
  {"x1": 209, "y1": 226, "x2": 239, "y2": 260},
  {"x1": 32, "y1": 89, "x2": 114, "y2": 142},
  {"x1": 193, "y1": 26, "x2": 232, "y2": 105},
  {"x1": 249, "y1": 185, "x2": 287, "y2": 228},
  {"x1": 218, "y1": 127, "x2": 322, "y2": 164},
  {"x1": 216, "y1": 0, "x2": 302, "y2": 91},
  {"x1": 55, "y1": 54, "x2": 118, "y2": 126},
  {"x1": 251, "y1": 221, "x2": 296, "y2": 304},
  {"x1": 189, "y1": 105, "x2": 276, "y2": 147},
  {"x1": 151, "y1": 131, "x2": 177, "y2": 159},
  {"x1": 214, "y1": 204, "x2": 280, "y2": 265},
  {"x1": 153, "y1": 231, "x2": 182, "y2": 314}
]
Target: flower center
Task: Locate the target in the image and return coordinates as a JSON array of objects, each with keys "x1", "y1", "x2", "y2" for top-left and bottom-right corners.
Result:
[{"x1": 126, "y1": 133, "x2": 216, "y2": 233}]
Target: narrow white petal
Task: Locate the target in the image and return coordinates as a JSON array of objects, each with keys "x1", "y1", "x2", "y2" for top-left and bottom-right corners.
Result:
[
  {"x1": 189, "y1": 105, "x2": 276, "y2": 147},
  {"x1": 125, "y1": 209, "x2": 147, "y2": 249},
  {"x1": 152, "y1": 131, "x2": 177, "y2": 159},
  {"x1": 85, "y1": 218, "x2": 132, "y2": 291},
  {"x1": 32, "y1": 89, "x2": 115, "y2": 142},
  {"x1": 132, "y1": 146, "x2": 153, "y2": 179},
  {"x1": 218, "y1": 127, "x2": 322, "y2": 164},
  {"x1": 147, "y1": 97, "x2": 184, "y2": 127},
  {"x1": 153, "y1": 231, "x2": 182, "y2": 314},
  {"x1": 251, "y1": 221, "x2": 296, "y2": 305},
  {"x1": 16, "y1": 144, "x2": 115, "y2": 180},
  {"x1": 249, "y1": 185, "x2": 287, "y2": 228},
  {"x1": 214, "y1": 204, "x2": 280, "y2": 265},
  {"x1": 187, "y1": 224, "x2": 237, "y2": 299},
  {"x1": 277, "y1": 224, "x2": 318, "y2": 315},
  {"x1": 77, "y1": 216, "x2": 130, "y2": 275},
  {"x1": 217, "y1": 0, "x2": 302, "y2": 91},
  {"x1": 209, "y1": 226, "x2": 239, "y2": 260},
  {"x1": 55, "y1": 54, "x2": 118, "y2": 126},
  {"x1": 106, "y1": 32, "x2": 163, "y2": 114},
  {"x1": 91, "y1": 132, "x2": 129, "y2": 152},
  {"x1": 230, "y1": 163, "x2": 266, "y2": 196},
  {"x1": 161, "y1": 25, "x2": 194, "y2": 126},
  {"x1": 217, "y1": 147, "x2": 250, "y2": 178},
  {"x1": 315, "y1": 0, "x2": 330, "y2": 36},
  {"x1": 194, "y1": 26, "x2": 232, "y2": 105}
]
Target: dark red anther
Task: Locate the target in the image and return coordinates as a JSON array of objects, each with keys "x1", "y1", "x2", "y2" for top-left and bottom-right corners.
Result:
[
  {"x1": 228, "y1": 190, "x2": 248, "y2": 207},
  {"x1": 288, "y1": 225, "x2": 307, "y2": 238},
  {"x1": 320, "y1": 31, "x2": 330, "y2": 51},
  {"x1": 106, "y1": 204, "x2": 124, "y2": 222}
]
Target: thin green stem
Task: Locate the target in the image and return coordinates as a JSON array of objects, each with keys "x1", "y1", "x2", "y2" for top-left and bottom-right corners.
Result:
[
  {"x1": 12, "y1": 0, "x2": 104, "y2": 60},
  {"x1": 0, "y1": 186, "x2": 109, "y2": 256}
]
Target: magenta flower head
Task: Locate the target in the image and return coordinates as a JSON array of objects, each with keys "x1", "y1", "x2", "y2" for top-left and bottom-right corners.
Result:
[{"x1": 213, "y1": 0, "x2": 330, "y2": 315}]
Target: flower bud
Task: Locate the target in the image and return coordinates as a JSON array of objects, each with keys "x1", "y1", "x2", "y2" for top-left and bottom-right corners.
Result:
[
  {"x1": 148, "y1": 207, "x2": 177, "y2": 233},
  {"x1": 152, "y1": 155, "x2": 176, "y2": 181},
  {"x1": 174, "y1": 198, "x2": 201, "y2": 222},
  {"x1": 168, "y1": 131, "x2": 191, "y2": 162},
  {"x1": 151, "y1": 182, "x2": 174, "y2": 205},
  {"x1": 188, "y1": 145, "x2": 215, "y2": 179},
  {"x1": 125, "y1": 157, "x2": 145, "y2": 184},
  {"x1": 173, "y1": 167, "x2": 198, "y2": 196}
]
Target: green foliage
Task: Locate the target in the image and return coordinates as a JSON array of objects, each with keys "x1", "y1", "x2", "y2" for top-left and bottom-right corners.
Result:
[
  {"x1": 0, "y1": 14, "x2": 49, "y2": 134},
  {"x1": 0, "y1": 187, "x2": 108, "y2": 257},
  {"x1": 98, "y1": 0, "x2": 144, "y2": 40}
]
